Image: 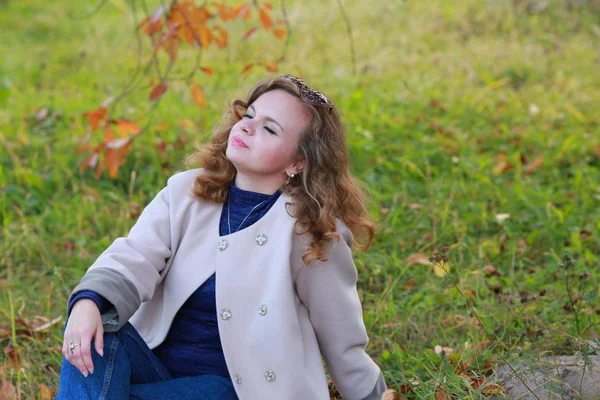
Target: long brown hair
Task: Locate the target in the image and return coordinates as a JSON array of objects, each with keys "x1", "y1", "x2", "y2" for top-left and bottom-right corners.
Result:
[{"x1": 184, "y1": 75, "x2": 376, "y2": 265}]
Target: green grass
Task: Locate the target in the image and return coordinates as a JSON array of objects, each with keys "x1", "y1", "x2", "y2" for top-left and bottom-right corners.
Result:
[{"x1": 1, "y1": 0, "x2": 600, "y2": 398}]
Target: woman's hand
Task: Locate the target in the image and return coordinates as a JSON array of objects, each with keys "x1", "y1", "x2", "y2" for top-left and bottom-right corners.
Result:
[{"x1": 61, "y1": 299, "x2": 104, "y2": 377}]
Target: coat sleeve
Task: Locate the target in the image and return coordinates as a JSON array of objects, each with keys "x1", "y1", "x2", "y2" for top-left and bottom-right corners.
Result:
[
  {"x1": 294, "y1": 220, "x2": 386, "y2": 400},
  {"x1": 68, "y1": 182, "x2": 174, "y2": 331}
]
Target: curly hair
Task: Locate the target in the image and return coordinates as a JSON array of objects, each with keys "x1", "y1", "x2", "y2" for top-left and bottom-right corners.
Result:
[{"x1": 184, "y1": 75, "x2": 376, "y2": 266}]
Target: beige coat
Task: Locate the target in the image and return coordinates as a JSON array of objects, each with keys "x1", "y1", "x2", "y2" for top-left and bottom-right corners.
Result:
[{"x1": 71, "y1": 168, "x2": 385, "y2": 400}]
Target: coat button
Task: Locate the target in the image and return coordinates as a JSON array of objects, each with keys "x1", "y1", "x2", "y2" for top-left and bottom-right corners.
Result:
[
  {"x1": 255, "y1": 234, "x2": 267, "y2": 246},
  {"x1": 218, "y1": 239, "x2": 228, "y2": 251},
  {"x1": 259, "y1": 304, "x2": 268, "y2": 316},
  {"x1": 264, "y1": 370, "x2": 276, "y2": 382},
  {"x1": 234, "y1": 374, "x2": 242, "y2": 384},
  {"x1": 220, "y1": 309, "x2": 232, "y2": 320}
]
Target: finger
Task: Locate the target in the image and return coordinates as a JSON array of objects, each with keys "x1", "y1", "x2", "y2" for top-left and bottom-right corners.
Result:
[
  {"x1": 80, "y1": 333, "x2": 95, "y2": 375},
  {"x1": 95, "y1": 324, "x2": 104, "y2": 357},
  {"x1": 68, "y1": 338, "x2": 90, "y2": 377}
]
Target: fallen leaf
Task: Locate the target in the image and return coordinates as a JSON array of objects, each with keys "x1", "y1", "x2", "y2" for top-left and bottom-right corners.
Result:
[
  {"x1": 404, "y1": 253, "x2": 432, "y2": 266},
  {"x1": 524, "y1": 157, "x2": 544, "y2": 175}
]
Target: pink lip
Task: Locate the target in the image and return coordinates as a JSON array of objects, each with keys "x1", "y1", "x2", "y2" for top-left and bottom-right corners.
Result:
[{"x1": 232, "y1": 136, "x2": 248, "y2": 148}]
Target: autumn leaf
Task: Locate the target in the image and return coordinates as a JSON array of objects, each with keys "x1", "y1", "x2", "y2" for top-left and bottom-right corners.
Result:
[
  {"x1": 199, "y1": 25, "x2": 212, "y2": 49},
  {"x1": 481, "y1": 383, "x2": 506, "y2": 395},
  {"x1": 434, "y1": 261, "x2": 451, "y2": 277},
  {"x1": 149, "y1": 82, "x2": 168, "y2": 101},
  {"x1": 264, "y1": 61, "x2": 278, "y2": 72},
  {"x1": 95, "y1": 156, "x2": 105, "y2": 179},
  {"x1": 81, "y1": 152, "x2": 99, "y2": 173},
  {"x1": 273, "y1": 27, "x2": 287, "y2": 39},
  {"x1": 243, "y1": 27, "x2": 258, "y2": 40},
  {"x1": 241, "y1": 63, "x2": 254, "y2": 77},
  {"x1": 190, "y1": 83, "x2": 206, "y2": 109},
  {"x1": 116, "y1": 119, "x2": 141, "y2": 138},
  {"x1": 212, "y1": 26, "x2": 228, "y2": 48},
  {"x1": 404, "y1": 253, "x2": 432, "y2": 266},
  {"x1": 38, "y1": 384, "x2": 53, "y2": 400},
  {"x1": 263, "y1": 2, "x2": 273, "y2": 10},
  {"x1": 199, "y1": 66, "x2": 214, "y2": 76},
  {"x1": 259, "y1": 9, "x2": 272, "y2": 31},
  {"x1": 83, "y1": 107, "x2": 108, "y2": 132},
  {"x1": 524, "y1": 157, "x2": 544, "y2": 175},
  {"x1": 104, "y1": 125, "x2": 116, "y2": 143},
  {"x1": 105, "y1": 148, "x2": 120, "y2": 179},
  {"x1": 241, "y1": 7, "x2": 252, "y2": 20}
]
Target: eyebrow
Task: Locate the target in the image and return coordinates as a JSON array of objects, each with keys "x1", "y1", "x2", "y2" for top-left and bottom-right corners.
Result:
[{"x1": 249, "y1": 105, "x2": 284, "y2": 133}]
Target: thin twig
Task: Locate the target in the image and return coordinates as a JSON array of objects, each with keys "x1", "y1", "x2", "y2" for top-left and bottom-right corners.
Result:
[
  {"x1": 67, "y1": 0, "x2": 110, "y2": 21},
  {"x1": 334, "y1": 0, "x2": 356, "y2": 75},
  {"x1": 276, "y1": 0, "x2": 292, "y2": 63}
]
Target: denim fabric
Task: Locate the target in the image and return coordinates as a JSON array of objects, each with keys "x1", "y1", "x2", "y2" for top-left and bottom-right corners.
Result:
[{"x1": 55, "y1": 322, "x2": 238, "y2": 400}]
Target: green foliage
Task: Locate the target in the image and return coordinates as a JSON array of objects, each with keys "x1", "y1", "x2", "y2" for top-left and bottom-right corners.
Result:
[{"x1": 1, "y1": 0, "x2": 599, "y2": 398}]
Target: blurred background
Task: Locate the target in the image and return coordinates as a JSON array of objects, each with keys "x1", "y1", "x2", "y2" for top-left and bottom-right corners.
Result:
[{"x1": 1, "y1": 0, "x2": 599, "y2": 398}]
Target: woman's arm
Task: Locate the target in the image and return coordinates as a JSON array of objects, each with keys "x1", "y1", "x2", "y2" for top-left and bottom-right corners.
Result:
[
  {"x1": 295, "y1": 220, "x2": 387, "y2": 400},
  {"x1": 68, "y1": 183, "x2": 174, "y2": 331}
]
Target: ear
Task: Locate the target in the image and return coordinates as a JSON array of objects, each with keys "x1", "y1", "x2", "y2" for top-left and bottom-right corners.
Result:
[{"x1": 287, "y1": 155, "x2": 305, "y2": 175}]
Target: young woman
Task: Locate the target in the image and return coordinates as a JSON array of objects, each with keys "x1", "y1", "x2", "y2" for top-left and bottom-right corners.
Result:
[{"x1": 55, "y1": 74, "x2": 388, "y2": 399}]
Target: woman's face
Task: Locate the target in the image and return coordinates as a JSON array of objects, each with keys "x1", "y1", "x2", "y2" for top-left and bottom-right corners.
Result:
[{"x1": 226, "y1": 89, "x2": 309, "y2": 185}]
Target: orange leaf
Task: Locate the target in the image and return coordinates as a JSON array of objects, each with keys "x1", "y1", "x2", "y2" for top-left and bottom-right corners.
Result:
[
  {"x1": 149, "y1": 82, "x2": 168, "y2": 101},
  {"x1": 273, "y1": 27, "x2": 287, "y2": 39},
  {"x1": 259, "y1": 9, "x2": 272, "y2": 31},
  {"x1": 264, "y1": 61, "x2": 278, "y2": 72},
  {"x1": 524, "y1": 157, "x2": 544, "y2": 175},
  {"x1": 241, "y1": 63, "x2": 254, "y2": 77},
  {"x1": 241, "y1": 7, "x2": 252, "y2": 20},
  {"x1": 199, "y1": 25, "x2": 212, "y2": 49},
  {"x1": 95, "y1": 155, "x2": 105, "y2": 180},
  {"x1": 263, "y1": 2, "x2": 273, "y2": 10},
  {"x1": 83, "y1": 107, "x2": 108, "y2": 132},
  {"x1": 435, "y1": 387, "x2": 449, "y2": 400},
  {"x1": 243, "y1": 27, "x2": 258, "y2": 40},
  {"x1": 38, "y1": 384, "x2": 52, "y2": 400},
  {"x1": 118, "y1": 142, "x2": 133, "y2": 164},
  {"x1": 105, "y1": 149, "x2": 120, "y2": 179},
  {"x1": 190, "y1": 83, "x2": 206, "y2": 109},
  {"x1": 116, "y1": 119, "x2": 142, "y2": 138},
  {"x1": 212, "y1": 26, "x2": 228, "y2": 48},
  {"x1": 481, "y1": 384, "x2": 506, "y2": 395},
  {"x1": 104, "y1": 125, "x2": 115, "y2": 143},
  {"x1": 200, "y1": 66, "x2": 214, "y2": 76},
  {"x1": 81, "y1": 152, "x2": 99, "y2": 173}
]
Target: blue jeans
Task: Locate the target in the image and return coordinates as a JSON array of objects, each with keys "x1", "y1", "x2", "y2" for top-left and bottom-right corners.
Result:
[{"x1": 55, "y1": 322, "x2": 238, "y2": 400}]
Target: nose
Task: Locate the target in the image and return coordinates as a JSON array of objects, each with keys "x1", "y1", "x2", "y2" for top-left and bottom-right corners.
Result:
[{"x1": 240, "y1": 119, "x2": 255, "y2": 135}]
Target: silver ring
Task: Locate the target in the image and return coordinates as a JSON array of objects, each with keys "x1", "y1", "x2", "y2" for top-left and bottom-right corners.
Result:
[{"x1": 69, "y1": 341, "x2": 81, "y2": 354}]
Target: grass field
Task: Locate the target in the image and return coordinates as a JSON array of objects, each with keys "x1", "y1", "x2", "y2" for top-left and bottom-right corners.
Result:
[{"x1": 1, "y1": 0, "x2": 599, "y2": 398}]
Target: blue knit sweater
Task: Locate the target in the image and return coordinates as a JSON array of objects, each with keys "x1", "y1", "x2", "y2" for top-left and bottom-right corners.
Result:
[{"x1": 68, "y1": 181, "x2": 282, "y2": 378}]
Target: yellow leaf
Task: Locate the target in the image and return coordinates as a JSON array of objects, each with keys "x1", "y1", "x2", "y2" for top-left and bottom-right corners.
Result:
[
  {"x1": 434, "y1": 261, "x2": 450, "y2": 277},
  {"x1": 190, "y1": 83, "x2": 205, "y2": 109}
]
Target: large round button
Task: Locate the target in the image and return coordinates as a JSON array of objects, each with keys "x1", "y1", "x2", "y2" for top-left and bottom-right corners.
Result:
[
  {"x1": 264, "y1": 370, "x2": 276, "y2": 382},
  {"x1": 220, "y1": 309, "x2": 232, "y2": 320},
  {"x1": 255, "y1": 234, "x2": 267, "y2": 246}
]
